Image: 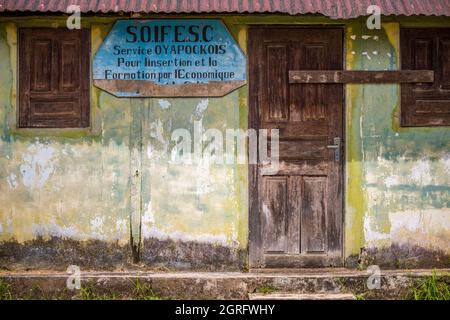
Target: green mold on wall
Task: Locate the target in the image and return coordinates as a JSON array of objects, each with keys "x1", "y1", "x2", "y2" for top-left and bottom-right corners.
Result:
[
  {"x1": 345, "y1": 21, "x2": 450, "y2": 258},
  {"x1": 0, "y1": 16, "x2": 250, "y2": 260},
  {"x1": 0, "y1": 19, "x2": 132, "y2": 246},
  {"x1": 0, "y1": 15, "x2": 449, "y2": 269}
]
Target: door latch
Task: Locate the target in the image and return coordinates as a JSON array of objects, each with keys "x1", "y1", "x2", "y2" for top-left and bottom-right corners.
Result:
[{"x1": 327, "y1": 137, "x2": 341, "y2": 161}]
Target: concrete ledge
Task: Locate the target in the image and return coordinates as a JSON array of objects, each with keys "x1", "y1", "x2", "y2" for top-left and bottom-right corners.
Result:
[
  {"x1": 0, "y1": 269, "x2": 449, "y2": 300},
  {"x1": 249, "y1": 293, "x2": 356, "y2": 300}
]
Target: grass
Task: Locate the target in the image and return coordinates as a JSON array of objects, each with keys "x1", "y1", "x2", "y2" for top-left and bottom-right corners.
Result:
[
  {"x1": 353, "y1": 293, "x2": 365, "y2": 300},
  {"x1": 77, "y1": 278, "x2": 163, "y2": 300},
  {"x1": 0, "y1": 280, "x2": 13, "y2": 300},
  {"x1": 79, "y1": 286, "x2": 98, "y2": 300},
  {"x1": 334, "y1": 277, "x2": 366, "y2": 300},
  {"x1": 132, "y1": 278, "x2": 162, "y2": 300},
  {"x1": 79, "y1": 285, "x2": 118, "y2": 300},
  {"x1": 256, "y1": 285, "x2": 278, "y2": 295},
  {"x1": 408, "y1": 271, "x2": 450, "y2": 300},
  {"x1": 1, "y1": 278, "x2": 161, "y2": 300}
]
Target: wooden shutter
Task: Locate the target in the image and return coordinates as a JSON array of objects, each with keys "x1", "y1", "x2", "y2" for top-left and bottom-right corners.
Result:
[
  {"x1": 18, "y1": 28, "x2": 90, "y2": 128},
  {"x1": 401, "y1": 28, "x2": 450, "y2": 127}
]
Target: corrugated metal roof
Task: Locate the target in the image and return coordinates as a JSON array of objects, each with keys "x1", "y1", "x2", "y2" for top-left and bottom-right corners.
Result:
[{"x1": 0, "y1": 0, "x2": 449, "y2": 19}]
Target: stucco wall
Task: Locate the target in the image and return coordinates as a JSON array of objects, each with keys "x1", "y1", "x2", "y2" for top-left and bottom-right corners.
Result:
[
  {"x1": 345, "y1": 21, "x2": 450, "y2": 268},
  {"x1": 0, "y1": 15, "x2": 449, "y2": 270},
  {"x1": 0, "y1": 20, "x2": 134, "y2": 269},
  {"x1": 0, "y1": 17, "x2": 248, "y2": 270}
]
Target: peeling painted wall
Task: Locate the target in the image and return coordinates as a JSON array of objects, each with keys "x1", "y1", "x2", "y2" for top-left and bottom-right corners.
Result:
[
  {"x1": 0, "y1": 20, "x2": 134, "y2": 269},
  {"x1": 0, "y1": 16, "x2": 248, "y2": 270},
  {"x1": 345, "y1": 22, "x2": 450, "y2": 268},
  {"x1": 0, "y1": 15, "x2": 449, "y2": 270},
  {"x1": 135, "y1": 94, "x2": 248, "y2": 269}
]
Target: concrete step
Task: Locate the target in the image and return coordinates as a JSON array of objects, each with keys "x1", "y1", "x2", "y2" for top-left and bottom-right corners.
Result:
[
  {"x1": 249, "y1": 293, "x2": 356, "y2": 300},
  {"x1": 0, "y1": 269, "x2": 448, "y2": 299}
]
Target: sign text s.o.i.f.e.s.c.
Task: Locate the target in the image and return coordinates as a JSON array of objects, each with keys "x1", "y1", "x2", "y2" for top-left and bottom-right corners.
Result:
[{"x1": 93, "y1": 20, "x2": 247, "y2": 97}]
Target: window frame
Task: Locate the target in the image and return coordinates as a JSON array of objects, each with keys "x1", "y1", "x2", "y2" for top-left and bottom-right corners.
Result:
[
  {"x1": 400, "y1": 27, "x2": 450, "y2": 127},
  {"x1": 17, "y1": 27, "x2": 91, "y2": 129}
]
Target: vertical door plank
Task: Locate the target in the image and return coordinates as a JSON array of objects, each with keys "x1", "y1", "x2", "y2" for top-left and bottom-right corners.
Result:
[
  {"x1": 287, "y1": 176, "x2": 301, "y2": 254},
  {"x1": 301, "y1": 177, "x2": 327, "y2": 253},
  {"x1": 262, "y1": 177, "x2": 288, "y2": 253}
]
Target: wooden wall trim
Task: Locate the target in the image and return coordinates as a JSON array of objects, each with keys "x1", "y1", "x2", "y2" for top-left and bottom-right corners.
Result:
[{"x1": 289, "y1": 70, "x2": 434, "y2": 84}]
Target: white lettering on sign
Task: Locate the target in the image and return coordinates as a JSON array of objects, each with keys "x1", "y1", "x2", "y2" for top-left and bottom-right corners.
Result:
[{"x1": 93, "y1": 20, "x2": 247, "y2": 97}]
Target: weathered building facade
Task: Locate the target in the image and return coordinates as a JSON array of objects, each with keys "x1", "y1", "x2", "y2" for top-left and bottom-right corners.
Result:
[{"x1": 0, "y1": 0, "x2": 449, "y2": 271}]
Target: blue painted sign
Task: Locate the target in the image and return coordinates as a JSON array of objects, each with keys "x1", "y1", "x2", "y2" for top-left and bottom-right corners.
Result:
[{"x1": 93, "y1": 19, "x2": 247, "y2": 97}]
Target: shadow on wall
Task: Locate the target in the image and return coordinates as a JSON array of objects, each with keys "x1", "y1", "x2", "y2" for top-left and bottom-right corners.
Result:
[
  {"x1": 0, "y1": 236, "x2": 247, "y2": 271},
  {"x1": 0, "y1": 237, "x2": 130, "y2": 271},
  {"x1": 346, "y1": 243, "x2": 450, "y2": 269}
]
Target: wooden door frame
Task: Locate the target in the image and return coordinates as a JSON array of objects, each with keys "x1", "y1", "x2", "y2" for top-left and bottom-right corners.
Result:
[{"x1": 247, "y1": 25, "x2": 346, "y2": 268}]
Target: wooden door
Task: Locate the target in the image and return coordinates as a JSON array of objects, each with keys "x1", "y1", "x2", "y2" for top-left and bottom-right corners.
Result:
[{"x1": 249, "y1": 27, "x2": 344, "y2": 268}]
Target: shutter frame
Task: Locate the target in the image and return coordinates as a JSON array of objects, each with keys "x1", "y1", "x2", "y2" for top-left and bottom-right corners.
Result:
[
  {"x1": 401, "y1": 28, "x2": 450, "y2": 127},
  {"x1": 18, "y1": 28, "x2": 90, "y2": 128}
]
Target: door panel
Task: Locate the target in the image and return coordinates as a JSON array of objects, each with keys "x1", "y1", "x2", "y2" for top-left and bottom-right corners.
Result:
[
  {"x1": 302, "y1": 176, "x2": 327, "y2": 253},
  {"x1": 262, "y1": 177, "x2": 288, "y2": 253},
  {"x1": 249, "y1": 27, "x2": 344, "y2": 268}
]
